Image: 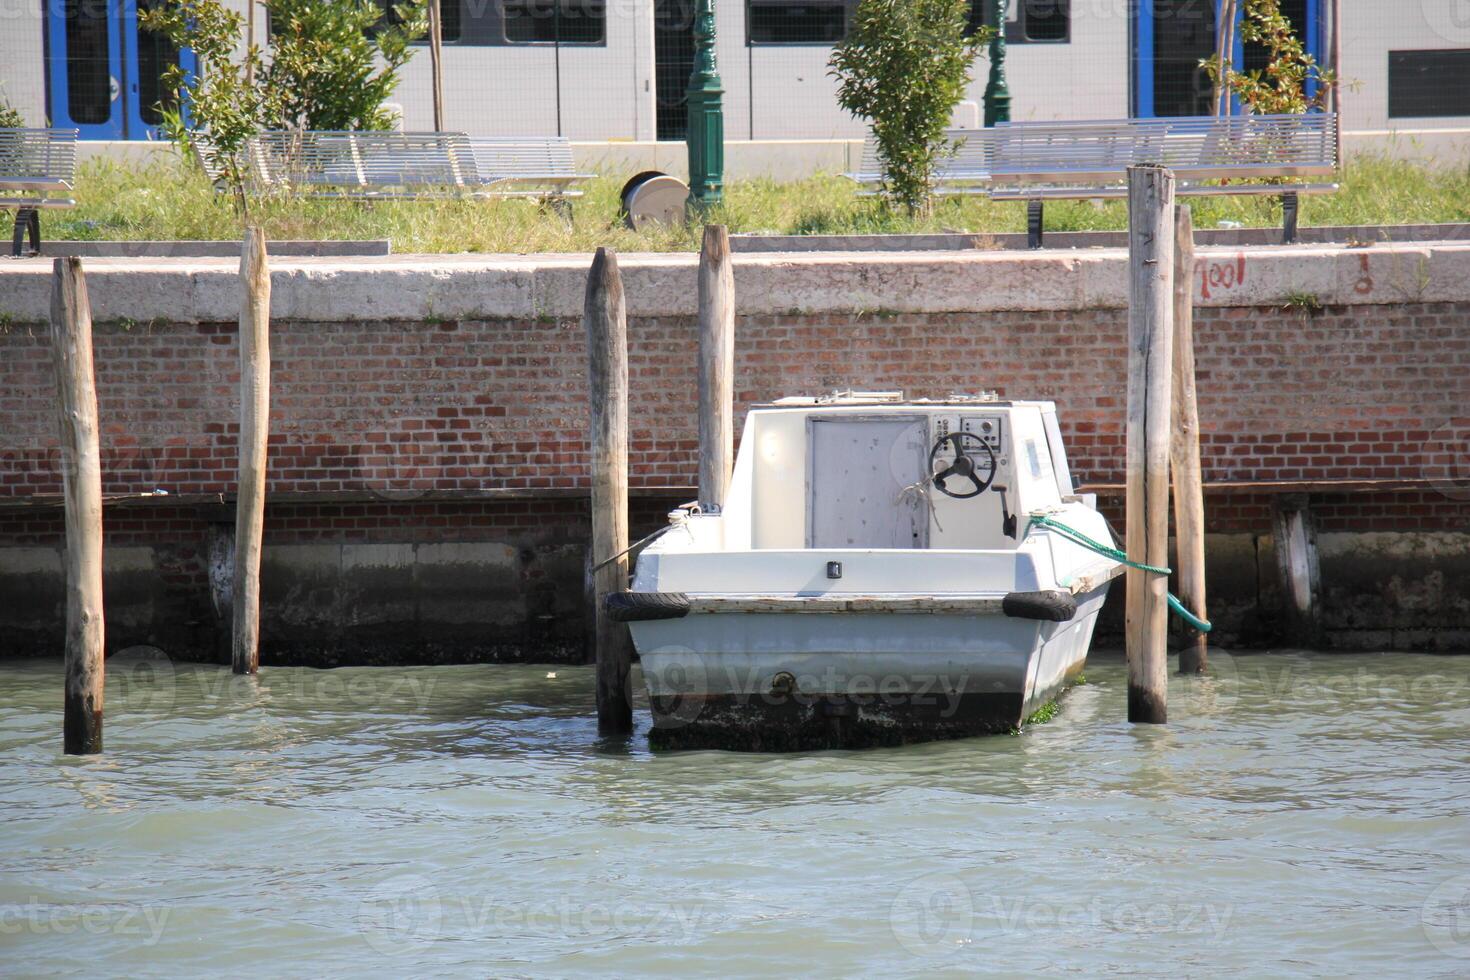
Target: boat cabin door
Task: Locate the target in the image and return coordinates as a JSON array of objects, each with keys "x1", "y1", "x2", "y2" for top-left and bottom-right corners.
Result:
[{"x1": 806, "y1": 417, "x2": 929, "y2": 549}]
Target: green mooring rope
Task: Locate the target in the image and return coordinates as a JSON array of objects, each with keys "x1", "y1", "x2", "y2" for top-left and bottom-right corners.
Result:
[{"x1": 1026, "y1": 513, "x2": 1213, "y2": 634}]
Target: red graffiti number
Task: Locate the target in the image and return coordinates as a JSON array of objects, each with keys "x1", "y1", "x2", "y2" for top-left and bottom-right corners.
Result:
[
  {"x1": 1354, "y1": 254, "x2": 1374, "y2": 295},
  {"x1": 1200, "y1": 253, "x2": 1247, "y2": 300}
]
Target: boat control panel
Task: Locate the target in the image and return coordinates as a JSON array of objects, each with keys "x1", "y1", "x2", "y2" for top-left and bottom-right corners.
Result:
[
  {"x1": 932, "y1": 415, "x2": 1005, "y2": 463},
  {"x1": 925, "y1": 415, "x2": 1015, "y2": 536}
]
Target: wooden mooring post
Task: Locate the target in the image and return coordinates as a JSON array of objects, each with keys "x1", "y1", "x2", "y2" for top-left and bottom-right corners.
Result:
[
  {"x1": 233, "y1": 227, "x2": 270, "y2": 675},
  {"x1": 585, "y1": 247, "x2": 633, "y2": 734},
  {"x1": 50, "y1": 257, "x2": 105, "y2": 754},
  {"x1": 697, "y1": 224, "x2": 735, "y2": 510},
  {"x1": 1125, "y1": 165, "x2": 1176, "y2": 724},
  {"x1": 1170, "y1": 204, "x2": 1209, "y2": 674}
]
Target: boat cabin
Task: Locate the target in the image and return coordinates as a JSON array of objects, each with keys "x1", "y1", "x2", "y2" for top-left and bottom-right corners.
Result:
[
  {"x1": 718, "y1": 392, "x2": 1076, "y2": 552},
  {"x1": 630, "y1": 392, "x2": 1108, "y2": 602}
]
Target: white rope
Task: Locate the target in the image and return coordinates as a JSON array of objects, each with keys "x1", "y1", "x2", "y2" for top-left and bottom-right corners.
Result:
[{"x1": 897, "y1": 477, "x2": 944, "y2": 534}]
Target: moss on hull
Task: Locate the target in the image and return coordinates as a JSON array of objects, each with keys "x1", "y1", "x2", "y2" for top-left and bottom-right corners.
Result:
[
  {"x1": 1014, "y1": 672, "x2": 1092, "y2": 733},
  {"x1": 1022, "y1": 698, "x2": 1061, "y2": 727}
]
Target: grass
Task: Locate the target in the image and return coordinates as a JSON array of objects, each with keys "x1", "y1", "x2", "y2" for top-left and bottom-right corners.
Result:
[
  {"x1": 1282, "y1": 290, "x2": 1326, "y2": 319},
  {"x1": 47, "y1": 152, "x2": 1470, "y2": 253}
]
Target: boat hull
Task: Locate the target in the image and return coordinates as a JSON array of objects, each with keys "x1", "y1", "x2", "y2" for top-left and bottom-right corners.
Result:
[{"x1": 632, "y1": 585, "x2": 1109, "y2": 751}]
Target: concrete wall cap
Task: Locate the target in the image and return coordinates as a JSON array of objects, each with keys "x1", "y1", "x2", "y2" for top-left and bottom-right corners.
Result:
[{"x1": 2, "y1": 242, "x2": 1468, "y2": 323}]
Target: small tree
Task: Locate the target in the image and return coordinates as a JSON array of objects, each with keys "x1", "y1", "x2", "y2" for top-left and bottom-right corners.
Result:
[
  {"x1": 1202, "y1": 0, "x2": 1336, "y2": 114},
  {"x1": 141, "y1": 0, "x2": 428, "y2": 208},
  {"x1": 142, "y1": 0, "x2": 272, "y2": 210},
  {"x1": 829, "y1": 0, "x2": 991, "y2": 215},
  {"x1": 263, "y1": 0, "x2": 427, "y2": 131}
]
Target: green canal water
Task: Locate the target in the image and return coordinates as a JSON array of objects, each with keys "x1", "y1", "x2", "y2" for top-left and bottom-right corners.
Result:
[{"x1": 2, "y1": 650, "x2": 1468, "y2": 976}]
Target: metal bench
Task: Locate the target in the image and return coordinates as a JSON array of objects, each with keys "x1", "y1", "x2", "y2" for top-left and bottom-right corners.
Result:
[
  {"x1": 466, "y1": 136, "x2": 593, "y2": 201},
  {"x1": 248, "y1": 130, "x2": 476, "y2": 197},
  {"x1": 243, "y1": 130, "x2": 590, "y2": 212},
  {"x1": 846, "y1": 131, "x2": 991, "y2": 197},
  {"x1": 981, "y1": 113, "x2": 1339, "y2": 247},
  {"x1": 849, "y1": 113, "x2": 1339, "y2": 248},
  {"x1": 0, "y1": 128, "x2": 79, "y2": 257}
]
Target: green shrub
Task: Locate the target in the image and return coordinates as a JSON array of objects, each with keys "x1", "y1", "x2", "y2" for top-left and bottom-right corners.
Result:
[
  {"x1": 829, "y1": 0, "x2": 991, "y2": 215},
  {"x1": 263, "y1": 0, "x2": 427, "y2": 131},
  {"x1": 0, "y1": 99, "x2": 25, "y2": 129}
]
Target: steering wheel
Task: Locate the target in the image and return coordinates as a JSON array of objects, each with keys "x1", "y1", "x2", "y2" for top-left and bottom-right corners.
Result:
[{"x1": 929, "y1": 432, "x2": 998, "y2": 500}]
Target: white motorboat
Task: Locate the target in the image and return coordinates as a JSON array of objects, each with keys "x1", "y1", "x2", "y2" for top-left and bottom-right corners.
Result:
[{"x1": 609, "y1": 392, "x2": 1124, "y2": 750}]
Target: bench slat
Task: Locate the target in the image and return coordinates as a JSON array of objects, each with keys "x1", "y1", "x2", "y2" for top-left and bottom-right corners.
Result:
[
  {"x1": 0, "y1": 178, "x2": 74, "y2": 192},
  {"x1": 0, "y1": 197, "x2": 78, "y2": 209},
  {"x1": 988, "y1": 182, "x2": 1339, "y2": 201}
]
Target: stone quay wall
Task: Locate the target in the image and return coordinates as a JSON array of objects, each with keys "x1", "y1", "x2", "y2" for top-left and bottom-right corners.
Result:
[{"x1": 2, "y1": 243, "x2": 1467, "y2": 662}]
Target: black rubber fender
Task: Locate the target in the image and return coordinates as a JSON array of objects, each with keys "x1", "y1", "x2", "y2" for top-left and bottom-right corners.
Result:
[
  {"x1": 605, "y1": 591, "x2": 691, "y2": 623},
  {"x1": 1002, "y1": 590, "x2": 1078, "y2": 623}
]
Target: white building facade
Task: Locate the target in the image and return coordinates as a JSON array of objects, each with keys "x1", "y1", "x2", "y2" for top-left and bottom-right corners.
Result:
[{"x1": 2, "y1": 1, "x2": 1467, "y2": 159}]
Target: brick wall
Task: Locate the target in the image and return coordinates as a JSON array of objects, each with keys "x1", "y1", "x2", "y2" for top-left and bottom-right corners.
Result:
[
  {"x1": 3, "y1": 303, "x2": 1468, "y2": 533},
  {"x1": 2, "y1": 301, "x2": 1467, "y2": 660}
]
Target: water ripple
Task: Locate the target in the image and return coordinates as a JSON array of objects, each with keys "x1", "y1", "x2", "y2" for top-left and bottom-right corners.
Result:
[{"x1": 1, "y1": 651, "x2": 1467, "y2": 976}]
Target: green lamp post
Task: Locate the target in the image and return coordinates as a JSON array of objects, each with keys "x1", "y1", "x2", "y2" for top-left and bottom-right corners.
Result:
[
  {"x1": 983, "y1": 0, "x2": 1011, "y2": 126},
  {"x1": 685, "y1": 0, "x2": 725, "y2": 212}
]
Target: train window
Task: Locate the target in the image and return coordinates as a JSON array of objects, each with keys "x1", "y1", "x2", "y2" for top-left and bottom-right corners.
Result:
[
  {"x1": 1388, "y1": 50, "x2": 1470, "y2": 118},
  {"x1": 965, "y1": 0, "x2": 1070, "y2": 44},
  {"x1": 439, "y1": 0, "x2": 463, "y2": 41},
  {"x1": 1241, "y1": 0, "x2": 1305, "y2": 74},
  {"x1": 504, "y1": 0, "x2": 607, "y2": 44},
  {"x1": 1022, "y1": 0, "x2": 1068, "y2": 41},
  {"x1": 372, "y1": 0, "x2": 462, "y2": 42},
  {"x1": 136, "y1": 0, "x2": 182, "y2": 126},
  {"x1": 378, "y1": 0, "x2": 606, "y2": 47},
  {"x1": 747, "y1": 1, "x2": 851, "y2": 45},
  {"x1": 64, "y1": 0, "x2": 113, "y2": 124}
]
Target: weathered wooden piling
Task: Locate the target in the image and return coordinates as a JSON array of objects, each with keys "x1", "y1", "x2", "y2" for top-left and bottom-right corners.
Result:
[
  {"x1": 697, "y1": 224, "x2": 735, "y2": 510},
  {"x1": 1125, "y1": 165, "x2": 1176, "y2": 724},
  {"x1": 1170, "y1": 204, "x2": 1209, "y2": 674},
  {"x1": 585, "y1": 247, "x2": 633, "y2": 733},
  {"x1": 1272, "y1": 494, "x2": 1323, "y2": 646},
  {"x1": 232, "y1": 227, "x2": 270, "y2": 675},
  {"x1": 49, "y1": 257, "x2": 105, "y2": 754}
]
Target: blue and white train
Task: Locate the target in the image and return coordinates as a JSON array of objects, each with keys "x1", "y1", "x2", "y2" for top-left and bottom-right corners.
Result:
[{"x1": 1, "y1": 1, "x2": 1466, "y2": 162}]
